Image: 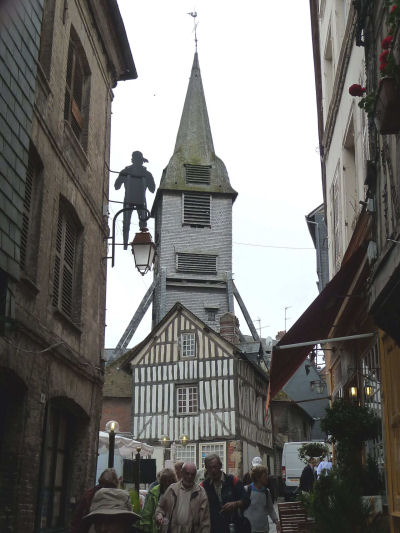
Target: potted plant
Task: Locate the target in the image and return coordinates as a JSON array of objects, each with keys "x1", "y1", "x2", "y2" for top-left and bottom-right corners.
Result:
[
  {"x1": 350, "y1": 2, "x2": 400, "y2": 134},
  {"x1": 299, "y1": 400, "x2": 387, "y2": 532},
  {"x1": 320, "y1": 399, "x2": 380, "y2": 472},
  {"x1": 297, "y1": 442, "x2": 329, "y2": 464}
]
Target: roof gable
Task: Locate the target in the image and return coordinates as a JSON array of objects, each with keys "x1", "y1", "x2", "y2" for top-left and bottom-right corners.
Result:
[{"x1": 120, "y1": 303, "x2": 239, "y2": 370}]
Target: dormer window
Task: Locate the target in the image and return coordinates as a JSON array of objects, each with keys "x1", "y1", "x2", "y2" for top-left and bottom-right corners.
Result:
[
  {"x1": 185, "y1": 164, "x2": 211, "y2": 184},
  {"x1": 183, "y1": 193, "x2": 211, "y2": 227}
]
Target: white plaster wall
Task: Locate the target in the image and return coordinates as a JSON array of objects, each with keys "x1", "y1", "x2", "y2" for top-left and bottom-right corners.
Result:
[{"x1": 319, "y1": 1, "x2": 367, "y2": 277}]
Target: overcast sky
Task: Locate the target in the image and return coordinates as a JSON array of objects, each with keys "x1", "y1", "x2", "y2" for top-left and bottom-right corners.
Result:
[{"x1": 105, "y1": 1, "x2": 323, "y2": 350}]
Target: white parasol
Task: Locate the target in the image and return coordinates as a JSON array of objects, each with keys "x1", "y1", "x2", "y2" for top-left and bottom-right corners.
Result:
[{"x1": 98, "y1": 431, "x2": 154, "y2": 458}]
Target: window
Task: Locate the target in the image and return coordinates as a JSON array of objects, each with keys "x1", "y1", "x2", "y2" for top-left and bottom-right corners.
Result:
[
  {"x1": 52, "y1": 200, "x2": 83, "y2": 324},
  {"x1": 206, "y1": 309, "x2": 217, "y2": 322},
  {"x1": 37, "y1": 405, "x2": 71, "y2": 530},
  {"x1": 199, "y1": 442, "x2": 226, "y2": 470},
  {"x1": 20, "y1": 144, "x2": 43, "y2": 278},
  {"x1": 176, "y1": 253, "x2": 217, "y2": 274},
  {"x1": 175, "y1": 444, "x2": 196, "y2": 464},
  {"x1": 330, "y1": 166, "x2": 342, "y2": 273},
  {"x1": 323, "y1": 25, "x2": 334, "y2": 111},
  {"x1": 64, "y1": 28, "x2": 90, "y2": 148},
  {"x1": 183, "y1": 193, "x2": 211, "y2": 226},
  {"x1": 180, "y1": 333, "x2": 196, "y2": 358},
  {"x1": 38, "y1": 0, "x2": 56, "y2": 78},
  {"x1": 176, "y1": 385, "x2": 198, "y2": 414},
  {"x1": 185, "y1": 164, "x2": 211, "y2": 184},
  {"x1": 342, "y1": 114, "x2": 358, "y2": 236}
]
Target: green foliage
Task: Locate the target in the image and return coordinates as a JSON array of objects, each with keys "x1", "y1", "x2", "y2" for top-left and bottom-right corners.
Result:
[
  {"x1": 321, "y1": 400, "x2": 380, "y2": 471},
  {"x1": 300, "y1": 470, "x2": 373, "y2": 533},
  {"x1": 358, "y1": 92, "x2": 376, "y2": 117},
  {"x1": 298, "y1": 442, "x2": 329, "y2": 465},
  {"x1": 361, "y1": 456, "x2": 385, "y2": 496}
]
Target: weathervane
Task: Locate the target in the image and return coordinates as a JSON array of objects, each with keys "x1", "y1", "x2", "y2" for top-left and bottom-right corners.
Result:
[{"x1": 187, "y1": 11, "x2": 198, "y2": 51}]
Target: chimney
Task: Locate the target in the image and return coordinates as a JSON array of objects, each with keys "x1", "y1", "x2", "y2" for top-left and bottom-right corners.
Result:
[
  {"x1": 219, "y1": 313, "x2": 240, "y2": 345},
  {"x1": 276, "y1": 330, "x2": 286, "y2": 341}
]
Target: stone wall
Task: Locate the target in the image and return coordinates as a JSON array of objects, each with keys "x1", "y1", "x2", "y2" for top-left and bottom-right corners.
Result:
[{"x1": 0, "y1": 0, "x2": 134, "y2": 530}]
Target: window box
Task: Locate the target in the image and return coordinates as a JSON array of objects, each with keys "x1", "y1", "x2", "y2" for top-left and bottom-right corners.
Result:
[{"x1": 374, "y1": 77, "x2": 400, "y2": 135}]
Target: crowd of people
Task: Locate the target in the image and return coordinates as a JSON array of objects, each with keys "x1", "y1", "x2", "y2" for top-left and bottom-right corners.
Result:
[{"x1": 71, "y1": 454, "x2": 281, "y2": 533}]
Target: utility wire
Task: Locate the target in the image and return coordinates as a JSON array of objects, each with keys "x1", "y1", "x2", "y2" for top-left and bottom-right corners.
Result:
[{"x1": 234, "y1": 241, "x2": 314, "y2": 250}]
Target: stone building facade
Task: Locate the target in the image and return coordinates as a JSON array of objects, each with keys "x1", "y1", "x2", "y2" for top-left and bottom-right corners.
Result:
[{"x1": 0, "y1": 0, "x2": 135, "y2": 530}]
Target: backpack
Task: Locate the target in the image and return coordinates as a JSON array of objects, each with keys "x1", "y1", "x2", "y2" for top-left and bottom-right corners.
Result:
[{"x1": 244, "y1": 484, "x2": 272, "y2": 505}]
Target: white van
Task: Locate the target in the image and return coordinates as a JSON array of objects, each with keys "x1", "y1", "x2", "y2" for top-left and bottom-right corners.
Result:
[{"x1": 281, "y1": 441, "x2": 326, "y2": 497}]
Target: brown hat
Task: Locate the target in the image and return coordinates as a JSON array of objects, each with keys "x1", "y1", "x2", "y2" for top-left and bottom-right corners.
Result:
[{"x1": 84, "y1": 488, "x2": 140, "y2": 522}]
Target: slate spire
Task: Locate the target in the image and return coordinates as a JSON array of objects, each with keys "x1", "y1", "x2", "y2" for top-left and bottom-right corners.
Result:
[
  {"x1": 173, "y1": 52, "x2": 215, "y2": 160},
  {"x1": 156, "y1": 52, "x2": 237, "y2": 197}
]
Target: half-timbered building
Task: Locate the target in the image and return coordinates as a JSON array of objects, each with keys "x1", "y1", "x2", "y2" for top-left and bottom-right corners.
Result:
[{"x1": 119, "y1": 303, "x2": 273, "y2": 476}]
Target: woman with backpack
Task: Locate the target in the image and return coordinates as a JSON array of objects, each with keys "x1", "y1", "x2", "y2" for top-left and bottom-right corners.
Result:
[{"x1": 243, "y1": 466, "x2": 280, "y2": 533}]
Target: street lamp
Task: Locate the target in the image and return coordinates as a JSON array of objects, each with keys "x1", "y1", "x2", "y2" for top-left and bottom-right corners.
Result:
[
  {"x1": 160, "y1": 435, "x2": 170, "y2": 448},
  {"x1": 160, "y1": 435, "x2": 171, "y2": 466},
  {"x1": 310, "y1": 380, "x2": 325, "y2": 394},
  {"x1": 105, "y1": 420, "x2": 120, "y2": 468},
  {"x1": 179, "y1": 434, "x2": 189, "y2": 447},
  {"x1": 131, "y1": 229, "x2": 156, "y2": 275},
  {"x1": 349, "y1": 386, "x2": 358, "y2": 400}
]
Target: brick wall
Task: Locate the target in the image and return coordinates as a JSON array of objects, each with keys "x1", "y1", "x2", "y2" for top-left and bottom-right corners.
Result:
[
  {"x1": 101, "y1": 397, "x2": 132, "y2": 433},
  {"x1": 227, "y1": 439, "x2": 242, "y2": 476}
]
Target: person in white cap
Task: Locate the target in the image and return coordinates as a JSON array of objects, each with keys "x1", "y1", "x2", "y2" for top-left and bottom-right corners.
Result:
[{"x1": 83, "y1": 488, "x2": 140, "y2": 533}]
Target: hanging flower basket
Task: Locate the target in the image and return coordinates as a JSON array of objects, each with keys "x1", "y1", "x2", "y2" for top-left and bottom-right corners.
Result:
[{"x1": 374, "y1": 77, "x2": 400, "y2": 134}]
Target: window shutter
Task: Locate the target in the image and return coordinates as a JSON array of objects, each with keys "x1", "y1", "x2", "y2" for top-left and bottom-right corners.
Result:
[
  {"x1": 183, "y1": 193, "x2": 211, "y2": 226},
  {"x1": 64, "y1": 35, "x2": 87, "y2": 146},
  {"x1": 64, "y1": 43, "x2": 74, "y2": 121},
  {"x1": 61, "y1": 219, "x2": 76, "y2": 317},
  {"x1": 176, "y1": 253, "x2": 217, "y2": 274},
  {"x1": 184, "y1": 164, "x2": 211, "y2": 184},
  {"x1": 20, "y1": 163, "x2": 34, "y2": 270},
  {"x1": 52, "y1": 214, "x2": 63, "y2": 308},
  {"x1": 52, "y1": 208, "x2": 79, "y2": 321}
]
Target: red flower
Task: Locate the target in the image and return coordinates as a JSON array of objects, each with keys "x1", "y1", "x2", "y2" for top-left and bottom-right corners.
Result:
[
  {"x1": 380, "y1": 62, "x2": 388, "y2": 72},
  {"x1": 391, "y1": 5, "x2": 398, "y2": 13},
  {"x1": 379, "y1": 49, "x2": 390, "y2": 61},
  {"x1": 349, "y1": 84, "x2": 366, "y2": 97},
  {"x1": 382, "y1": 35, "x2": 394, "y2": 49}
]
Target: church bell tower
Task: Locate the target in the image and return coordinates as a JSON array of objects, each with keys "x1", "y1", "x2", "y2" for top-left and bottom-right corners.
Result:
[{"x1": 151, "y1": 52, "x2": 238, "y2": 330}]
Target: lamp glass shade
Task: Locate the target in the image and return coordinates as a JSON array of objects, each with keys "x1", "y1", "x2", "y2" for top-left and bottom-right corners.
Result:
[
  {"x1": 350, "y1": 386, "x2": 358, "y2": 398},
  {"x1": 131, "y1": 231, "x2": 156, "y2": 275},
  {"x1": 180, "y1": 434, "x2": 189, "y2": 447},
  {"x1": 365, "y1": 385, "x2": 374, "y2": 397},
  {"x1": 161, "y1": 435, "x2": 170, "y2": 448},
  {"x1": 105, "y1": 420, "x2": 120, "y2": 433}
]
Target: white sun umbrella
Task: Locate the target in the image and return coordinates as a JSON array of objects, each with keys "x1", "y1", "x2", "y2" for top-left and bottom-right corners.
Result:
[{"x1": 98, "y1": 431, "x2": 154, "y2": 458}]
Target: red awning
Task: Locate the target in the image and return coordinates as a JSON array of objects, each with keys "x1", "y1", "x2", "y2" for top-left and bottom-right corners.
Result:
[{"x1": 267, "y1": 244, "x2": 366, "y2": 403}]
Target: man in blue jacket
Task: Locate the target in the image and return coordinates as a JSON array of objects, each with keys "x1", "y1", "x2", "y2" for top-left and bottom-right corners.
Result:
[{"x1": 202, "y1": 454, "x2": 250, "y2": 533}]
